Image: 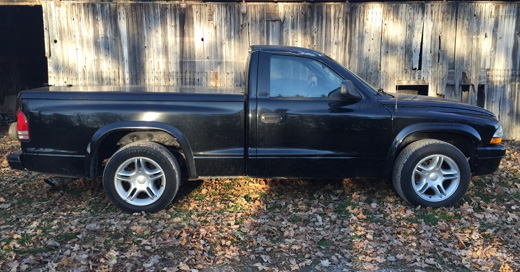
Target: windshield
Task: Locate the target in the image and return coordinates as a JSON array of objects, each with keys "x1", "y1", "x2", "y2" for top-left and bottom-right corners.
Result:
[{"x1": 325, "y1": 56, "x2": 380, "y2": 96}]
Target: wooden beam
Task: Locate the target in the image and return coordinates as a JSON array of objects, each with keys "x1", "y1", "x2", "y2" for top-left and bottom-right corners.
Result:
[{"x1": 0, "y1": 0, "x2": 41, "y2": 5}]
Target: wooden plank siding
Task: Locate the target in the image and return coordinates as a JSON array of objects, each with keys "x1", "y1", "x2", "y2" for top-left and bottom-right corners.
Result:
[
  {"x1": 40, "y1": 1, "x2": 520, "y2": 139},
  {"x1": 0, "y1": 0, "x2": 40, "y2": 5}
]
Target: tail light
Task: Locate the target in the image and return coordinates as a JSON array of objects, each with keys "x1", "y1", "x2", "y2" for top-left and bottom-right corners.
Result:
[{"x1": 17, "y1": 110, "x2": 30, "y2": 141}]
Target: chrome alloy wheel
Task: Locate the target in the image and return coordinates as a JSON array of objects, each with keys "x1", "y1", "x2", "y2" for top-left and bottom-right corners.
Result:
[
  {"x1": 412, "y1": 154, "x2": 460, "y2": 202},
  {"x1": 114, "y1": 157, "x2": 166, "y2": 206}
]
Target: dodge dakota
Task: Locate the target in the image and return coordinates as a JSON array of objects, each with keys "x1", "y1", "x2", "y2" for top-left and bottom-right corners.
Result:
[{"x1": 8, "y1": 45, "x2": 505, "y2": 213}]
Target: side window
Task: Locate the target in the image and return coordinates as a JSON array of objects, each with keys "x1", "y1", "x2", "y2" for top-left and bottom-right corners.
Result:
[{"x1": 270, "y1": 55, "x2": 343, "y2": 98}]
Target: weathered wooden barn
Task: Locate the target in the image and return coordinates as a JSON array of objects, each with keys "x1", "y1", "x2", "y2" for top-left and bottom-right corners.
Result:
[{"x1": 0, "y1": 0, "x2": 519, "y2": 139}]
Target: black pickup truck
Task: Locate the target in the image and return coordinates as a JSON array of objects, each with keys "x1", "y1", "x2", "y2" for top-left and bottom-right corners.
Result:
[{"x1": 8, "y1": 46, "x2": 505, "y2": 213}]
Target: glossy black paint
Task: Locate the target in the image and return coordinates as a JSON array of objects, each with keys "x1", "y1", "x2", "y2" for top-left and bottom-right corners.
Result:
[
  {"x1": 473, "y1": 145, "x2": 507, "y2": 175},
  {"x1": 376, "y1": 94, "x2": 503, "y2": 176},
  {"x1": 9, "y1": 46, "x2": 505, "y2": 180},
  {"x1": 250, "y1": 50, "x2": 392, "y2": 178},
  {"x1": 7, "y1": 151, "x2": 23, "y2": 170},
  {"x1": 17, "y1": 92, "x2": 245, "y2": 178},
  {"x1": 88, "y1": 121, "x2": 197, "y2": 178}
]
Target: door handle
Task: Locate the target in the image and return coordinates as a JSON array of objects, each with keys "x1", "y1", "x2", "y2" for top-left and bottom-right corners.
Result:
[{"x1": 260, "y1": 113, "x2": 282, "y2": 124}]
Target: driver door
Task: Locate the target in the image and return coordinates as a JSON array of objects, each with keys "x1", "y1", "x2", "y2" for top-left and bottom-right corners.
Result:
[{"x1": 250, "y1": 52, "x2": 392, "y2": 178}]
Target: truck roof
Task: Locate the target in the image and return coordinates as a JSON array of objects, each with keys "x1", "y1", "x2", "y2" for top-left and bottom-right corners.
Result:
[{"x1": 250, "y1": 45, "x2": 324, "y2": 58}]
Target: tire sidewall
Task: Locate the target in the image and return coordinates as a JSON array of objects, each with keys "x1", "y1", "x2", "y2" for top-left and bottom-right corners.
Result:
[
  {"x1": 103, "y1": 143, "x2": 179, "y2": 213},
  {"x1": 399, "y1": 143, "x2": 470, "y2": 207},
  {"x1": 8, "y1": 122, "x2": 17, "y2": 141}
]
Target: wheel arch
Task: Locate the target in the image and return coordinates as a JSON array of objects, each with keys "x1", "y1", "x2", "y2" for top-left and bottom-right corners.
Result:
[
  {"x1": 385, "y1": 123, "x2": 481, "y2": 176},
  {"x1": 87, "y1": 121, "x2": 196, "y2": 179}
]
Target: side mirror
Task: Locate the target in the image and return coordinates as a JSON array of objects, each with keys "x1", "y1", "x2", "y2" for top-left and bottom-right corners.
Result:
[{"x1": 340, "y1": 80, "x2": 361, "y2": 101}]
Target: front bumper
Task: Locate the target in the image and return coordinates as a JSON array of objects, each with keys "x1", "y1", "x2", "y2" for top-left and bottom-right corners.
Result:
[
  {"x1": 472, "y1": 145, "x2": 506, "y2": 175},
  {"x1": 7, "y1": 151, "x2": 24, "y2": 170}
]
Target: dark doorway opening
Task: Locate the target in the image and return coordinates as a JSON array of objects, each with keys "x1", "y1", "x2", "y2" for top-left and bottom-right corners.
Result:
[
  {"x1": 461, "y1": 84, "x2": 470, "y2": 104},
  {"x1": 396, "y1": 85, "x2": 429, "y2": 96},
  {"x1": 477, "y1": 85, "x2": 486, "y2": 108},
  {"x1": 0, "y1": 5, "x2": 47, "y2": 114}
]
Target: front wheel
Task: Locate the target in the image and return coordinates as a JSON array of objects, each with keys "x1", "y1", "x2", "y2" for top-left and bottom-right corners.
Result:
[
  {"x1": 103, "y1": 141, "x2": 180, "y2": 213},
  {"x1": 392, "y1": 139, "x2": 471, "y2": 207}
]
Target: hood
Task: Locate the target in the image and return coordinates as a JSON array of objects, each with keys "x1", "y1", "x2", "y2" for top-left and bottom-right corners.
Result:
[{"x1": 378, "y1": 93, "x2": 497, "y2": 119}]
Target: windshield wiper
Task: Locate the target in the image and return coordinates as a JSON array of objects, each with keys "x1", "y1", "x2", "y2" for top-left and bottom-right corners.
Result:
[{"x1": 377, "y1": 88, "x2": 386, "y2": 96}]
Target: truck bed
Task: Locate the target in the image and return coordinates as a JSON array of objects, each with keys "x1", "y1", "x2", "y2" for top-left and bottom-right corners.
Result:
[{"x1": 18, "y1": 87, "x2": 246, "y2": 178}]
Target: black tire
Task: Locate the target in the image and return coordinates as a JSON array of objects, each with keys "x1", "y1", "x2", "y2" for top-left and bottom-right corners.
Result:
[
  {"x1": 392, "y1": 139, "x2": 470, "y2": 207},
  {"x1": 103, "y1": 141, "x2": 180, "y2": 213},
  {"x1": 8, "y1": 122, "x2": 17, "y2": 141}
]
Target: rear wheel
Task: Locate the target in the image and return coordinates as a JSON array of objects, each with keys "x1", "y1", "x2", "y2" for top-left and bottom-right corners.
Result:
[
  {"x1": 103, "y1": 141, "x2": 180, "y2": 213},
  {"x1": 393, "y1": 139, "x2": 470, "y2": 207}
]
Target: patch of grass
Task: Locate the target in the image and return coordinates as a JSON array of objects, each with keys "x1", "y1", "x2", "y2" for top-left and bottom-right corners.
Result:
[
  {"x1": 269, "y1": 237, "x2": 282, "y2": 244},
  {"x1": 83, "y1": 235, "x2": 94, "y2": 244},
  {"x1": 266, "y1": 203, "x2": 282, "y2": 213},
  {"x1": 90, "y1": 203, "x2": 114, "y2": 215},
  {"x1": 194, "y1": 193, "x2": 206, "y2": 201},
  {"x1": 56, "y1": 232, "x2": 79, "y2": 243},
  {"x1": 19, "y1": 233, "x2": 33, "y2": 247},
  {"x1": 366, "y1": 213, "x2": 385, "y2": 224},
  {"x1": 36, "y1": 197, "x2": 52, "y2": 203},
  {"x1": 16, "y1": 246, "x2": 53, "y2": 255},
  {"x1": 62, "y1": 187, "x2": 84, "y2": 198},
  {"x1": 318, "y1": 238, "x2": 329, "y2": 248},
  {"x1": 229, "y1": 203, "x2": 241, "y2": 213},
  {"x1": 335, "y1": 201, "x2": 354, "y2": 217},
  {"x1": 473, "y1": 190, "x2": 494, "y2": 203},
  {"x1": 171, "y1": 208, "x2": 194, "y2": 221},
  {"x1": 222, "y1": 180, "x2": 236, "y2": 191},
  {"x1": 13, "y1": 197, "x2": 35, "y2": 206},
  {"x1": 438, "y1": 211, "x2": 462, "y2": 221},
  {"x1": 412, "y1": 210, "x2": 461, "y2": 225},
  {"x1": 471, "y1": 180, "x2": 495, "y2": 203},
  {"x1": 244, "y1": 191, "x2": 265, "y2": 202},
  {"x1": 421, "y1": 213, "x2": 439, "y2": 225},
  {"x1": 0, "y1": 238, "x2": 14, "y2": 248},
  {"x1": 110, "y1": 231, "x2": 124, "y2": 240},
  {"x1": 290, "y1": 215, "x2": 302, "y2": 223},
  {"x1": 0, "y1": 211, "x2": 11, "y2": 219},
  {"x1": 514, "y1": 191, "x2": 520, "y2": 200}
]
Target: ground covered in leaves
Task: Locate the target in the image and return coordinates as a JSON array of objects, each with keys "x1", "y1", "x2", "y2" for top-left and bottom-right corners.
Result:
[{"x1": 1, "y1": 129, "x2": 519, "y2": 272}]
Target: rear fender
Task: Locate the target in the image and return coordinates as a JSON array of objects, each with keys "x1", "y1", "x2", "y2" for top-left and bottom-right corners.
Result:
[{"x1": 87, "y1": 121, "x2": 196, "y2": 179}]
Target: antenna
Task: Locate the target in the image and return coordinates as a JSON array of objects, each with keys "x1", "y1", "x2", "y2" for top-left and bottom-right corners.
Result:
[{"x1": 394, "y1": 86, "x2": 398, "y2": 112}]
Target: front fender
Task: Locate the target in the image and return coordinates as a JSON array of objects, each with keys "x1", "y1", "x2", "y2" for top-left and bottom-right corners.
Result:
[
  {"x1": 87, "y1": 121, "x2": 196, "y2": 178},
  {"x1": 385, "y1": 123, "x2": 481, "y2": 175}
]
